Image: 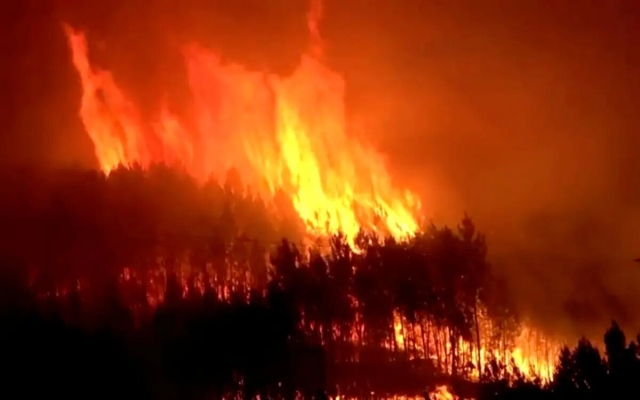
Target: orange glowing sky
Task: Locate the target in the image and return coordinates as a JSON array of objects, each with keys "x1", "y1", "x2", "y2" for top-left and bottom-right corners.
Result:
[{"x1": 2, "y1": 0, "x2": 640, "y2": 335}]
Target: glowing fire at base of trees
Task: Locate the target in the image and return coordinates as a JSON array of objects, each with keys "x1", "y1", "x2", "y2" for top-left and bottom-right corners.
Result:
[
  {"x1": 391, "y1": 313, "x2": 559, "y2": 382},
  {"x1": 330, "y1": 386, "x2": 455, "y2": 400},
  {"x1": 92, "y1": 181, "x2": 558, "y2": 385},
  {"x1": 329, "y1": 385, "x2": 455, "y2": 400},
  {"x1": 430, "y1": 385, "x2": 456, "y2": 400}
]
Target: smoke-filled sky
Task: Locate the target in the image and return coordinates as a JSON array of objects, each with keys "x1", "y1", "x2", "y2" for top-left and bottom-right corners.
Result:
[{"x1": 2, "y1": 0, "x2": 640, "y2": 337}]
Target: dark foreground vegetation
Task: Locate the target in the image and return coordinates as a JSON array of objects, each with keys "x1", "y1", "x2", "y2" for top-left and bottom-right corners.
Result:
[{"x1": 0, "y1": 165, "x2": 638, "y2": 399}]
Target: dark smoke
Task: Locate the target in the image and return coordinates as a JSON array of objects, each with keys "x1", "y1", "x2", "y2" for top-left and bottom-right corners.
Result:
[{"x1": 2, "y1": 0, "x2": 640, "y2": 338}]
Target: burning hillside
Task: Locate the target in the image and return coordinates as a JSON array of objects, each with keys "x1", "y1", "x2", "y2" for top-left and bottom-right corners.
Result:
[
  {"x1": 54, "y1": 0, "x2": 572, "y2": 387},
  {"x1": 63, "y1": 1, "x2": 420, "y2": 245}
]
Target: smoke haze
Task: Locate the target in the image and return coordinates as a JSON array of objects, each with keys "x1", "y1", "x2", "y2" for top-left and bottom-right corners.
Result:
[{"x1": 2, "y1": 0, "x2": 640, "y2": 338}]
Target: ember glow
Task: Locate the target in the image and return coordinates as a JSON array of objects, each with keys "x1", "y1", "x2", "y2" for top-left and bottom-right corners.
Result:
[
  {"x1": 430, "y1": 386, "x2": 456, "y2": 400},
  {"x1": 63, "y1": 2, "x2": 420, "y2": 244}
]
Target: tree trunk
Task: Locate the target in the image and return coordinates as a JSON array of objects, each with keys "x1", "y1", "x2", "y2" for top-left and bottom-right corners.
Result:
[
  {"x1": 435, "y1": 327, "x2": 443, "y2": 371},
  {"x1": 473, "y1": 299, "x2": 482, "y2": 379},
  {"x1": 449, "y1": 327, "x2": 457, "y2": 377},
  {"x1": 421, "y1": 319, "x2": 430, "y2": 360}
]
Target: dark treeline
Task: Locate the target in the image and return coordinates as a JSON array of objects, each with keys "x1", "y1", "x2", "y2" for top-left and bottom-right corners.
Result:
[{"x1": 0, "y1": 164, "x2": 638, "y2": 399}]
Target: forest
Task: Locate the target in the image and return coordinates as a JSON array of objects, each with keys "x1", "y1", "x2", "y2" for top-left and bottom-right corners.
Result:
[{"x1": 0, "y1": 164, "x2": 638, "y2": 400}]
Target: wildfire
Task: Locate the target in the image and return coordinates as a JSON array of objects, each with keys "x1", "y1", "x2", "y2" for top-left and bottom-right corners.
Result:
[
  {"x1": 62, "y1": 0, "x2": 562, "y2": 386},
  {"x1": 63, "y1": 1, "x2": 420, "y2": 244}
]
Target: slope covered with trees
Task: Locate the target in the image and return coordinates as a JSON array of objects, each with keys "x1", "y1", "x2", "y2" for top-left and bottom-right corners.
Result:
[{"x1": 0, "y1": 165, "x2": 637, "y2": 399}]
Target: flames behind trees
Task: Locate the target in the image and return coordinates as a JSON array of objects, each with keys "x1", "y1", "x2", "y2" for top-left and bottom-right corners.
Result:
[
  {"x1": 1, "y1": 177, "x2": 639, "y2": 398},
  {"x1": 0, "y1": 163, "x2": 558, "y2": 386}
]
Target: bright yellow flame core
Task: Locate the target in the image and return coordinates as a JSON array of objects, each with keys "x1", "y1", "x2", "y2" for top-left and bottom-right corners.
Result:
[{"x1": 64, "y1": 24, "x2": 421, "y2": 244}]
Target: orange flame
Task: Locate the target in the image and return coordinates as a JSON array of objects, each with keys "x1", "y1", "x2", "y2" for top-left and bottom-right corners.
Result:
[
  {"x1": 430, "y1": 385, "x2": 456, "y2": 400},
  {"x1": 391, "y1": 310, "x2": 560, "y2": 383},
  {"x1": 63, "y1": 5, "x2": 420, "y2": 244}
]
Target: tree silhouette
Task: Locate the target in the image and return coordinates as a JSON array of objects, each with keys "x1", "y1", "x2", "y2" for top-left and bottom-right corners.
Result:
[{"x1": 0, "y1": 164, "x2": 637, "y2": 399}]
